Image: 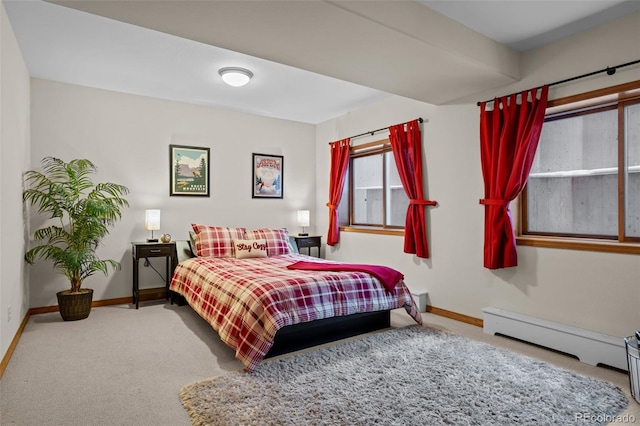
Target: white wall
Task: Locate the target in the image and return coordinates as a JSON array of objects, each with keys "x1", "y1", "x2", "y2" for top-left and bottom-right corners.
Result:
[
  {"x1": 28, "y1": 79, "x2": 316, "y2": 308},
  {"x1": 0, "y1": 3, "x2": 30, "y2": 360},
  {"x1": 315, "y1": 13, "x2": 640, "y2": 338},
  {"x1": 8, "y1": 5, "x2": 640, "y2": 354}
]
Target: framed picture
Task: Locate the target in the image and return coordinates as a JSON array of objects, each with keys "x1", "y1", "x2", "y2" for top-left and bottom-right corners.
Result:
[
  {"x1": 252, "y1": 153, "x2": 283, "y2": 199},
  {"x1": 169, "y1": 144, "x2": 210, "y2": 196}
]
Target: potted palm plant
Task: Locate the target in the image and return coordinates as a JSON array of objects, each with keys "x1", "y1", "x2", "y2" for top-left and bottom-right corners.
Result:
[{"x1": 23, "y1": 157, "x2": 129, "y2": 321}]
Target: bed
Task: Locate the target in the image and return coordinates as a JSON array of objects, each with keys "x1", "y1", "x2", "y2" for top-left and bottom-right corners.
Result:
[{"x1": 170, "y1": 225, "x2": 423, "y2": 371}]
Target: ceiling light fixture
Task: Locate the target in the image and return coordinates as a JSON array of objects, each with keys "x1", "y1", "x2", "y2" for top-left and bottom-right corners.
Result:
[{"x1": 219, "y1": 67, "x2": 253, "y2": 87}]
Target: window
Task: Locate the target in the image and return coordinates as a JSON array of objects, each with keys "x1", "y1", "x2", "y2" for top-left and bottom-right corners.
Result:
[
  {"x1": 338, "y1": 139, "x2": 407, "y2": 234},
  {"x1": 519, "y1": 81, "x2": 640, "y2": 252}
]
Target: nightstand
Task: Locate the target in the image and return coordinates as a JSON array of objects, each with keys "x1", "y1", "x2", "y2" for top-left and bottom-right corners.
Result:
[
  {"x1": 131, "y1": 241, "x2": 178, "y2": 309},
  {"x1": 293, "y1": 235, "x2": 322, "y2": 258}
]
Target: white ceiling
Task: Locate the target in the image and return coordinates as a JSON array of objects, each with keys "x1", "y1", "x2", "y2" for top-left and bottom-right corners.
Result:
[
  {"x1": 420, "y1": 0, "x2": 637, "y2": 52},
  {"x1": 4, "y1": 0, "x2": 639, "y2": 124}
]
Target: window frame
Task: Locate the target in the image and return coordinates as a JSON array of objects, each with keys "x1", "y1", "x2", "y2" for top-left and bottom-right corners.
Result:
[
  {"x1": 339, "y1": 138, "x2": 405, "y2": 236},
  {"x1": 517, "y1": 80, "x2": 640, "y2": 255}
]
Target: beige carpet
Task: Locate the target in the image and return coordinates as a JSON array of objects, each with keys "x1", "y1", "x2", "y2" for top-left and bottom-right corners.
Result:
[
  {"x1": 1, "y1": 303, "x2": 638, "y2": 425},
  {"x1": 179, "y1": 325, "x2": 628, "y2": 425}
]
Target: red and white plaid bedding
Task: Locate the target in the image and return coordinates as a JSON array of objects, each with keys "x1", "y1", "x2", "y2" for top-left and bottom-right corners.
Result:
[{"x1": 170, "y1": 253, "x2": 423, "y2": 371}]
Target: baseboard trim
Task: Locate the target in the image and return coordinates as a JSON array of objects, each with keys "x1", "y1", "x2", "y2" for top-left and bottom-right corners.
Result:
[
  {"x1": 0, "y1": 310, "x2": 31, "y2": 380},
  {"x1": 426, "y1": 305, "x2": 484, "y2": 328},
  {"x1": 29, "y1": 292, "x2": 166, "y2": 315}
]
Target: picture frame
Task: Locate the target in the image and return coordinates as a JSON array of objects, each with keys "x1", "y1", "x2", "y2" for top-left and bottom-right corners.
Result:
[
  {"x1": 169, "y1": 144, "x2": 210, "y2": 197},
  {"x1": 252, "y1": 153, "x2": 283, "y2": 199}
]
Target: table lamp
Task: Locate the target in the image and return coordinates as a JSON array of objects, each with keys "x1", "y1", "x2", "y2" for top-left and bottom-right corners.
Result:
[
  {"x1": 145, "y1": 209, "x2": 160, "y2": 242},
  {"x1": 297, "y1": 210, "x2": 310, "y2": 236}
]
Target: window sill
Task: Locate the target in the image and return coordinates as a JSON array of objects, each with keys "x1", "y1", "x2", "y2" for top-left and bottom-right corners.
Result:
[
  {"x1": 516, "y1": 235, "x2": 640, "y2": 255},
  {"x1": 339, "y1": 226, "x2": 404, "y2": 237}
]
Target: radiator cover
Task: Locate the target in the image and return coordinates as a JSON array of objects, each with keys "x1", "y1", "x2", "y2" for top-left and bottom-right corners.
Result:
[{"x1": 483, "y1": 306, "x2": 627, "y2": 371}]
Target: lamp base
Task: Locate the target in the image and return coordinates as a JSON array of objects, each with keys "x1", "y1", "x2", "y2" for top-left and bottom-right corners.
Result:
[
  {"x1": 298, "y1": 233, "x2": 309, "y2": 237},
  {"x1": 147, "y1": 238, "x2": 159, "y2": 243}
]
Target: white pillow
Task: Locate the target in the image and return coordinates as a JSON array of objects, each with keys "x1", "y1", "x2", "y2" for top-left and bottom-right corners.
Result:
[
  {"x1": 188, "y1": 231, "x2": 197, "y2": 256},
  {"x1": 233, "y1": 239, "x2": 268, "y2": 259}
]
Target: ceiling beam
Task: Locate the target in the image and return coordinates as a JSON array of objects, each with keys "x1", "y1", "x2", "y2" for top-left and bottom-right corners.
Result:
[{"x1": 50, "y1": 0, "x2": 521, "y2": 105}]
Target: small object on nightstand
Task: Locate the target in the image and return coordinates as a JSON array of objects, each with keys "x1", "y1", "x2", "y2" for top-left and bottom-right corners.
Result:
[{"x1": 293, "y1": 235, "x2": 322, "y2": 258}]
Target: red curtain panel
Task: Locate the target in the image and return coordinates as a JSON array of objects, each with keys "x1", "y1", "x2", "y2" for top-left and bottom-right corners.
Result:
[
  {"x1": 326, "y1": 138, "x2": 350, "y2": 246},
  {"x1": 389, "y1": 120, "x2": 436, "y2": 259},
  {"x1": 479, "y1": 86, "x2": 549, "y2": 269}
]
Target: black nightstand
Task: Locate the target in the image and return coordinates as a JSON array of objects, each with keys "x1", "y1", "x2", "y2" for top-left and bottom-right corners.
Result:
[
  {"x1": 131, "y1": 242, "x2": 178, "y2": 309},
  {"x1": 293, "y1": 235, "x2": 322, "y2": 258}
]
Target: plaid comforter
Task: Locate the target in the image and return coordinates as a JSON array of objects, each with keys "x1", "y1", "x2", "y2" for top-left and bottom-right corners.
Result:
[{"x1": 170, "y1": 253, "x2": 423, "y2": 370}]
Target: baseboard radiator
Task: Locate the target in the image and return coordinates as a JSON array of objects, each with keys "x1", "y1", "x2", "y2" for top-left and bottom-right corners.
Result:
[{"x1": 483, "y1": 307, "x2": 627, "y2": 371}]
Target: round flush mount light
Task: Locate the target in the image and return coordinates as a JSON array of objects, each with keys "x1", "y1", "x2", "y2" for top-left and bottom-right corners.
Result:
[{"x1": 219, "y1": 67, "x2": 253, "y2": 87}]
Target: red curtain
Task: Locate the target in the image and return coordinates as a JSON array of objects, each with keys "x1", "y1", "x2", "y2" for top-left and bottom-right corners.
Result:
[
  {"x1": 326, "y1": 138, "x2": 350, "y2": 246},
  {"x1": 389, "y1": 120, "x2": 436, "y2": 259},
  {"x1": 479, "y1": 86, "x2": 549, "y2": 269}
]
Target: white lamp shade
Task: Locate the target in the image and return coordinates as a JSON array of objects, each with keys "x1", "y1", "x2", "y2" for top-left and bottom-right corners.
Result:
[
  {"x1": 145, "y1": 209, "x2": 161, "y2": 231},
  {"x1": 297, "y1": 210, "x2": 310, "y2": 227},
  {"x1": 219, "y1": 67, "x2": 253, "y2": 87}
]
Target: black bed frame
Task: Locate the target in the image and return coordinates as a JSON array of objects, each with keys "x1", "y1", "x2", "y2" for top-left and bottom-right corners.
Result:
[
  {"x1": 172, "y1": 239, "x2": 391, "y2": 359},
  {"x1": 265, "y1": 310, "x2": 391, "y2": 358},
  {"x1": 172, "y1": 292, "x2": 390, "y2": 358}
]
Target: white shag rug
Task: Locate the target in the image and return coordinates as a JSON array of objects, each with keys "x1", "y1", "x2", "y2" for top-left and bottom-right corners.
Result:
[{"x1": 179, "y1": 325, "x2": 628, "y2": 425}]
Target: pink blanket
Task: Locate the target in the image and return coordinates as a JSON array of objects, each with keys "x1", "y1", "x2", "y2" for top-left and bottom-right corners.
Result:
[{"x1": 287, "y1": 260, "x2": 403, "y2": 292}]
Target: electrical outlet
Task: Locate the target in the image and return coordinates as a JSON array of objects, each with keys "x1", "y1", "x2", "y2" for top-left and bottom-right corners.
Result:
[{"x1": 8, "y1": 306, "x2": 11, "y2": 322}]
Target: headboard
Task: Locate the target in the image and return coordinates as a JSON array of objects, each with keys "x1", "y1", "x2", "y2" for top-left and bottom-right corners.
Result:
[{"x1": 175, "y1": 240, "x2": 195, "y2": 263}]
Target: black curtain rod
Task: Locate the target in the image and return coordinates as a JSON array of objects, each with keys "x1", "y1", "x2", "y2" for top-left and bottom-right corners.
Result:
[
  {"x1": 330, "y1": 117, "x2": 423, "y2": 144},
  {"x1": 476, "y1": 59, "x2": 640, "y2": 106}
]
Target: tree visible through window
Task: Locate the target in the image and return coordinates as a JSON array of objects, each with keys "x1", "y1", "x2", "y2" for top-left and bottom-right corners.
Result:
[{"x1": 521, "y1": 81, "x2": 640, "y2": 243}]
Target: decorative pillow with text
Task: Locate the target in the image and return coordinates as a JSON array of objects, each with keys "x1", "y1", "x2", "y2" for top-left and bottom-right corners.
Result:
[{"x1": 233, "y1": 239, "x2": 268, "y2": 259}]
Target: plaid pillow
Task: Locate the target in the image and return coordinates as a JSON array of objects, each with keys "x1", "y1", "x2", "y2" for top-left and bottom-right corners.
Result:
[
  {"x1": 245, "y1": 228, "x2": 293, "y2": 256},
  {"x1": 191, "y1": 224, "x2": 246, "y2": 258}
]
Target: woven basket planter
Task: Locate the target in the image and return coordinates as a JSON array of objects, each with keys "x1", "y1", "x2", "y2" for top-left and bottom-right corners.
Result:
[{"x1": 56, "y1": 288, "x2": 94, "y2": 321}]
